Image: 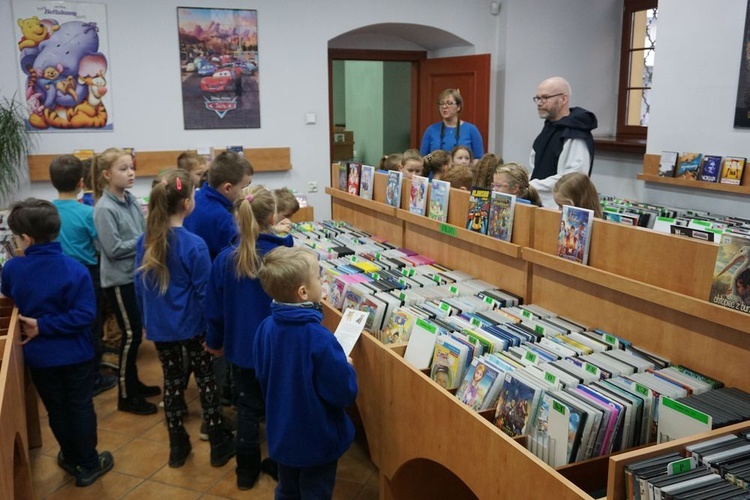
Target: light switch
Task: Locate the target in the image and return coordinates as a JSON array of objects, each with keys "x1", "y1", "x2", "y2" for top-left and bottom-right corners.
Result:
[{"x1": 305, "y1": 113, "x2": 316, "y2": 124}]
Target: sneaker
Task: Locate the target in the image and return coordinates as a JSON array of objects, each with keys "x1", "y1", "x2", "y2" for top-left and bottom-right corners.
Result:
[
  {"x1": 75, "y1": 451, "x2": 114, "y2": 487},
  {"x1": 138, "y1": 381, "x2": 161, "y2": 398},
  {"x1": 118, "y1": 397, "x2": 158, "y2": 415},
  {"x1": 100, "y1": 352, "x2": 120, "y2": 370},
  {"x1": 93, "y1": 374, "x2": 118, "y2": 397},
  {"x1": 57, "y1": 451, "x2": 76, "y2": 475}
]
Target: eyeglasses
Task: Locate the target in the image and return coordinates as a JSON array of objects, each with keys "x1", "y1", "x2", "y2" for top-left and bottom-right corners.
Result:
[
  {"x1": 438, "y1": 101, "x2": 457, "y2": 107},
  {"x1": 532, "y1": 93, "x2": 564, "y2": 104}
]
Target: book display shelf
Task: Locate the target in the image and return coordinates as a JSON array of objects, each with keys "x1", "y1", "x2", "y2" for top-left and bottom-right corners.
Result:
[
  {"x1": 637, "y1": 153, "x2": 750, "y2": 195},
  {"x1": 0, "y1": 297, "x2": 38, "y2": 499},
  {"x1": 326, "y1": 164, "x2": 750, "y2": 500}
]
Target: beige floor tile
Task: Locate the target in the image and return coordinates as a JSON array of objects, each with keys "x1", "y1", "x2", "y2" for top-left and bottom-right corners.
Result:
[
  {"x1": 122, "y1": 480, "x2": 202, "y2": 499},
  {"x1": 149, "y1": 439, "x2": 231, "y2": 492},
  {"x1": 336, "y1": 443, "x2": 378, "y2": 485},
  {"x1": 30, "y1": 452, "x2": 73, "y2": 498},
  {"x1": 333, "y1": 478, "x2": 364, "y2": 499},
  {"x1": 45, "y1": 471, "x2": 143, "y2": 499},
  {"x1": 97, "y1": 405, "x2": 164, "y2": 436},
  {"x1": 113, "y1": 438, "x2": 170, "y2": 478}
]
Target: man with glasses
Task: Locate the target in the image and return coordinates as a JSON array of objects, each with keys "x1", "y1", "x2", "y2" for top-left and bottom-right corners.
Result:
[{"x1": 529, "y1": 77, "x2": 597, "y2": 208}]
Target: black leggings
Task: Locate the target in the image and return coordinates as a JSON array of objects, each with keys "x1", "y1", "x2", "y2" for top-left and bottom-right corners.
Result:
[{"x1": 104, "y1": 283, "x2": 142, "y2": 400}]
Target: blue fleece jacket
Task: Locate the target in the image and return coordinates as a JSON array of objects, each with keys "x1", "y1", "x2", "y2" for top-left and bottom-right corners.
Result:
[
  {"x1": 0, "y1": 242, "x2": 95, "y2": 368},
  {"x1": 420, "y1": 120, "x2": 484, "y2": 159},
  {"x1": 134, "y1": 227, "x2": 211, "y2": 342},
  {"x1": 183, "y1": 184, "x2": 236, "y2": 260},
  {"x1": 52, "y1": 199, "x2": 98, "y2": 266},
  {"x1": 253, "y1": 302, "x2": 358, "y2": 467},
  {"x1": 205, "y1": 232, "x2": 293, "y2": 368}
]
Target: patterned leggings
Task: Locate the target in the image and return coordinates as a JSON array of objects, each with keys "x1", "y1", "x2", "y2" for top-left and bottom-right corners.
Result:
[{"x1": 154, "y1": 334, "x2": 223, "y2": 433}]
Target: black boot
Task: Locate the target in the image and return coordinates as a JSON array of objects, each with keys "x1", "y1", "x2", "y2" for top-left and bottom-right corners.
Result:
[
  {"x1": 261, "y1": 457, "x2": 279, "y2": 481},
  {"x1": 168, "y1": 429, "x2": 192, "y2": 468},
  {"x1": 209, "y1": 427, "x2": 236, "y2": 467},
  {"x1": 236, "y1": 447, "x2": 261, "y2": 490}
]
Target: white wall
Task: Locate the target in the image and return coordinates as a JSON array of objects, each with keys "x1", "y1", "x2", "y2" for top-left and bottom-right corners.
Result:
[
  {"x1": 1, "y1": 0, "x2": 501, "y2": 220},
  {"x1": 644, "y1": 0, "x2": 750, "y2": 215}
]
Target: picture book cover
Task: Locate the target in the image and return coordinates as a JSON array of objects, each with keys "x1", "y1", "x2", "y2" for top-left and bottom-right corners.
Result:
[
  {"x1": 556, "y1": 206, "x2": 594, "y2": 265},
  {"x1": 466, "y1": 186, "x2": 491, "y2": 234},
  {"x1": 456, "y1": 358, "x2": 500, "y2": 411},
  {"x1": 347, "y1": 162, "x2": 361, "y2": 195},
  {"x1": 708, "y1": 232, "x2": 750, "y2": 314},
  {"x1": 658, "y1": 151, "x2": 678, "y2": 177},
  {"x1": 338, "y1": 162, "x2": 348, "y2": 191},
  {"x1": 359, "y1": 165, "x2": 375, "y2": 200},
  {"x1": 720, "y1": 156, "x2": 746, "y2": 185},
  {"x1": 408, "y1": 175, "x2": 429, "y2": 216},
  {"x1": 494, "y1": 372, "x2": 543, "y2": 437},
  {"x1": 385, "y1": 170, "x2": 403, "y2": 207},
  {"x1": 488, "y1": 192, "x2": 516, "y2": 241},
  {"x1": 72, "y1": 149, "x2": 95, "y2": 161},
  {"x1": 381, "y1": 307, "x2": 417, "y2": 344},
  {"x1": 430, "y1": 337, "x2": 463, "y2": 390},
  {"x1": 698, "y1": 155, "x2": 722, "y2": 183},
  {"x1": 428, "y1": 179, "x2": 450, "y2": 222},
  {"x1": 674, "y1": 153, "x2": 703, "y2": 180}
]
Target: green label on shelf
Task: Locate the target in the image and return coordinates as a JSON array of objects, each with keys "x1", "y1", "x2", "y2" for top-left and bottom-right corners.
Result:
[
  {"x1": 375, "y1": 252, "x2": 381, "y2": 260},
  {"x1": 662, "y1": 397, "x2": 710, "y2": 425},
  {"x1": 409, "y1": 268, "x2": 415, "y2": 277},
  {"x1": 668, "y1": 458, "x2": 694, "y2": 476},
  {"x1": 449, "y1": 285, "x2": 458, "y2": 295},
  {"x1": 439, "y1": 224, "x2": 457, "y2": 237},
  {"x1": 439, "y1": 301, "x2": 451, "y2": 313},
  {"x1": 353, "y1": 238, "x2": 359, "y2": 244},
  {"x1": 522, "y1": 309, "x2": 532, "y2": 318},
  {"x1": 544, "y1": 371, "x2": 557, "y2": 385},
  {"x1": 416, "y1": 318, "x2": 437, "y2": 334},
  {"x1": 471, "y1": 317, "x2": 481, "y2": 327},
  {"x1": 311, "y1": 242, "x2": 317, "y2": 249},
  {"x1": 433, "y1": 274, "x2": 441, "y2": 283},
  {"x1": 524, "y1": 351, "x2": 537, "y2": 364},
  {"x1": 350, "y1": 256, "x2": 357, "y2": 263},
  {"x1": 552, "y1": 400, "x2": 566, "y2": 415},
  {"x1": 584, "y1": 363, "x2": 600, "y2": 376},
  {"x1": 398, "y1": 292, "x2": 406, "y2": 301},
  {"x1": 635, "y1": 384, "x2": 649, "y2": 396},
  {"x1": 534, "y1": 325, "x2": 545, "y2": 335},
  {"x1": 372, "y1": 273, "x2": 380, "y2": 281},
  {"x1": 603, "y1": 334, "x2": 618, "y2": 347}
]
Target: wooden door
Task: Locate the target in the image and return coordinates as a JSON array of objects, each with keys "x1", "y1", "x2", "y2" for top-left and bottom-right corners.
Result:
[{"x1": 417, "y1": 54, "x2": 491, "y2": 151}]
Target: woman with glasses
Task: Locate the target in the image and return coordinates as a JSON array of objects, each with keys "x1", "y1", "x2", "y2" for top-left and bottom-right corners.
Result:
[{"x1": 420, "y1": 89, "x2": 484, "y2": 160}]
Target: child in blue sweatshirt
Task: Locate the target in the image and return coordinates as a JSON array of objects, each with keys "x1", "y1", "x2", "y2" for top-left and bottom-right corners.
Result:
[
  {"x1": 205, "y1": 185, "x2": 293, "y2": 490},
  {"x1": 253, "y1": 246, "x2": 358, "y2": 500},
  {"x1": 0, "y1": 199, "x2": 114, "y2": 487},
  {"x1": 134, "y1": 170, "x2": 235, "y2": 469}
]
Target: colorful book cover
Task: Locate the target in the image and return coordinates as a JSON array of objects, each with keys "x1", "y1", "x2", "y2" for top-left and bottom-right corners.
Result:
[
  {"x1": 556, "y1": 206, "x2": 594, "y2": 265},
  {"x1": 698, "y1": 155, "x2": 721, "y2": 183},
  {"x1": 456, "y1": 358, "x2": 500, "y2": 411},
  {"x1": 359, "y1": 165, "x2": 375, "y2": 200},
  {"x1": 381, "y1": 307, "x2": 416, "y2": 344},
  {"x1": 674, "y1": 152, "x2": 703, "y2": 180},
  {"x1": 658, "y1": 151, "x2": 678, "y2": 177},
  {"x1": 123, "y1": 147, "x2": 136, "y2": 170},
  {"x1": 428, "y1": 179, "x2": 450, "y2": 222},
  {"x1": 347, "y1": 162, "x2": 361, "y2": 195},
  {"x1": 488, "y1": 192, "x2": 516, "y2": 242},
  {"x1": 385, "y1": 170, "x2": 403, "y2": 207},
  {"x1": 430, "y1": 337, "x2": 462, "y2": 390},
  {"x1": 494, "y1": 372, "x2": 543, "y2": 437},
  {"x1": 226, "y1": 145, "x2": 244, "y2": 156},
  {"x1": 708, "y1": 232, "x2": 750, "y2": 314},
  {"x1": 466, "y1": 186, "x2": 491, "y2": 234},
  {"x1": 408, "y1": 175, "x2": 429, "y2": 216},
  {"x1": 337, "y1": 162, "x2": 348, "y2": 191},
  {"x1": 72, "y1": 149, "x2": 95, "y2": 161},
  {"x1": 719, "y1": 156, "x2": 746, "y2": 185}
]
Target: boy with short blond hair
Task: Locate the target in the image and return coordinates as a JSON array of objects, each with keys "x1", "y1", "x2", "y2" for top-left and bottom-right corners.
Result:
[{"x1": 253, "y1": 246, "x2": 357, "y2": 499}]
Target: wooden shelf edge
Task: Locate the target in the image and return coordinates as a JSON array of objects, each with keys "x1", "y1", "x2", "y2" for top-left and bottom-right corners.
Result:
[
  {"x1": 523, "y1": 248, "x2": 750, "y2": 335},
  {"x1": 636, "y1": 173, "x2": 750, "y2": 195},
  {"x1": 396, "y1": 209, "x2": 522, "y2": 259},
  {"x1": 325, "y1": 187, "x2": 397, "y2": 216}
]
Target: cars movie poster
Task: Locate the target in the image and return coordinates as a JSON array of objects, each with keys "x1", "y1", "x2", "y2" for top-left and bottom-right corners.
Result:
[
  {"x1": 12, "y1": 1, "x2": 114, "y2": 131},
  {"x1": 177, "y1": 7, "x2": 260, "y2": 129}
]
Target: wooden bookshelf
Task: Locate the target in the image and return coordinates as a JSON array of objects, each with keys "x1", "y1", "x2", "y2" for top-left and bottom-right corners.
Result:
[
  {"x1": 638, "y1": 152, "x2": 750, "y2": 195},
  {"x1": 0, "y1": 298, "x2": 36, "y2": 499},
  {"x1": 27, "y1": 147, "x2": 292, "y2": 181},
  {"x1": 325, "y1": 173, "x2": 750, "y2": 499}
]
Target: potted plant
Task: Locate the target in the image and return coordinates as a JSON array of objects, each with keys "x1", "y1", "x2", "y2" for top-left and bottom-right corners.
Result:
[{"x1": 0, "y1": 95, "x2": 35, "y2": 201}]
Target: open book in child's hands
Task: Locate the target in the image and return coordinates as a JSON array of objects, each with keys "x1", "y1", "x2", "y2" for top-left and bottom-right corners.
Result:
[{"x1": 333, "y1": 308, "x2": 368, "y2": 356}]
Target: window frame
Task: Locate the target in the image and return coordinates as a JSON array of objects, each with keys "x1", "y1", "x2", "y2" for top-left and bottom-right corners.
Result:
[{"x1": 616, "y1": 0, "x2": 657, "y2": 140}]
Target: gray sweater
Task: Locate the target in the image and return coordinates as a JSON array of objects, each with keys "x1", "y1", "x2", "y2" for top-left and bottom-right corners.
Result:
[{"x1": 94, "y1": 190, "x2": 145, "y2": 288}]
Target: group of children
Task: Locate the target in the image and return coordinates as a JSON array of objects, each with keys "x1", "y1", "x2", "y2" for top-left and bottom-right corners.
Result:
[
  {"x1": 378, "y1": 146, "x2": 603, "y2": 215},
  {"x1": 1, "y1": 149, "x2": 358, "y2": 497}
]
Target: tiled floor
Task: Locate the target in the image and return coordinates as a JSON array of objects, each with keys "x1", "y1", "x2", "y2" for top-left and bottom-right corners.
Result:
[{"x1": 29, "y1": 342, "x2": 379, "y2": 499}]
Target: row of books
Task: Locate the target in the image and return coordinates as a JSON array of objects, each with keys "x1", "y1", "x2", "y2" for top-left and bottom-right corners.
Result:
[
  {"x1": 338, "y1": 162, "x2": 518, "y2": 242},
  {"x1": 624, "y1": 429, "x2": 750, "y2": 499},
  {"x1": 659, "y1": 152, "x2": 746, "y2": 185}
]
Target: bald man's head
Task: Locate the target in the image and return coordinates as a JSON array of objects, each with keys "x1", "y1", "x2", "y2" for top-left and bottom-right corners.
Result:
[{"x1": 535, "y1": 76, "x2": 571, "y2": 121}]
